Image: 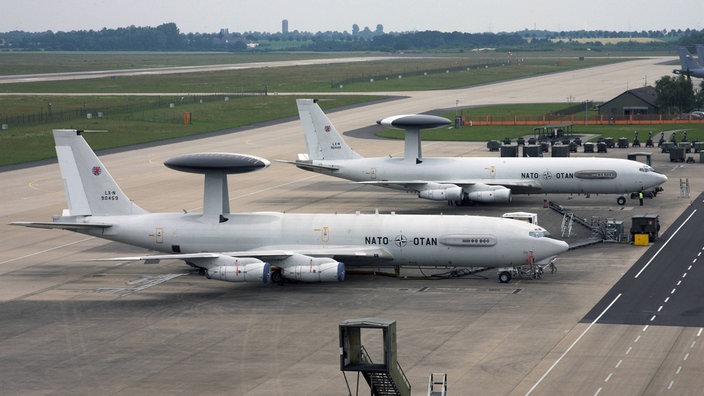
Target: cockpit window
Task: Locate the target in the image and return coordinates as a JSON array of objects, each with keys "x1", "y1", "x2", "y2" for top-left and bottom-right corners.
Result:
[
  {"x1": 529, "y1": 229, "x2": 549, "y2": 238},
  {"x1": 639, "y1": 166, "x2": 658, "y2": 173}
]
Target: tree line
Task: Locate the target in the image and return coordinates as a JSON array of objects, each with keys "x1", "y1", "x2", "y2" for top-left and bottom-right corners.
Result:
[
  {"x1": 0, "y1": 23, "x2": 701, "y2": 52},
  {"x1": 656, "y1": 75, "x2": 704, "y2": 114}
]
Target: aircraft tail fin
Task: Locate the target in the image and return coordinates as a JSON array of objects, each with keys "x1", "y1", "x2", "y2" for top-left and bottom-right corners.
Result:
[
  {"x1": 53, "y1": 129, "x2": 147, "y2": 216},
  {"x1": 678, "y1": 47, "x2": 699, "y2": 71},
  {"x1": 296, "y1": 99, "x2": 362, "y2": 160}
]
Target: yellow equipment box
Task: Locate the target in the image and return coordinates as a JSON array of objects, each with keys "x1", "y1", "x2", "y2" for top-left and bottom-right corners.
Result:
[{"x1": 634, "y1": 234, "x2": 650, "y2": 246}]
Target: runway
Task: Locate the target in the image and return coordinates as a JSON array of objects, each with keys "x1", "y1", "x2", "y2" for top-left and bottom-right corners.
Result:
[
  {"x1": 0, "y1": 56, "x2": 396, "y2": 84},
  {"x1": 2, "y1": 56, "x2": 703, "y2": 395}
]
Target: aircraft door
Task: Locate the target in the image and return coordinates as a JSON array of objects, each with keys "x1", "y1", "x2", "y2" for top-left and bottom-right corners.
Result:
[
  {"x1": 369, "y1": 168, "x2": 377, "y2": 180},
  {"x1": 155, "y1": 227, "x2": 164, "y2": 244}
]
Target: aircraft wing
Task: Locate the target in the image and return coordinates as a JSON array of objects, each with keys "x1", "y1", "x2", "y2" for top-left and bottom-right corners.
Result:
[
  {"x1": 92, "y1": 245, "x2": 393, "y2": 264},
  {"x1": 358, "y1": 179, "x2": 543, "y2": 192},
  {"x1": 452, "y1": 179, "x2": 543, "y2": 191},
  {"x1": 242, "y1": 245, "x2": 394, "y2": 261},
  {"x1": 10, "y1": 221, "x2": 113, "y2": 230}
]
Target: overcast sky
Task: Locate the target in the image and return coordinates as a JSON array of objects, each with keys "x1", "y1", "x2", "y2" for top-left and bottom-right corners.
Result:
[{"x1": 3, "y1": 0, "x2": 703, "y2": 34}]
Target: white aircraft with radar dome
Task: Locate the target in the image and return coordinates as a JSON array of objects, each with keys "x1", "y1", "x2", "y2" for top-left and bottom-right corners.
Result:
[
  {"x1": 11, "y1": 129, "x2": 569, "y2": 284},
  {"x1": 286, "y1": 99, "x2": 668, "y2": 206}
]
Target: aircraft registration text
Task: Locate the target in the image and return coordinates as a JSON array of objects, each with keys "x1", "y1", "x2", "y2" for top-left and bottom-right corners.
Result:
[
  {"x1": 521, "y1": 172, "x2": 574, "y2": 180},
  {"x1": 101, "y1": 190, "x2": 119, "y2": 200},
  {"x1": 365, "y1": 236, "x2": 438, "y2": 246}
]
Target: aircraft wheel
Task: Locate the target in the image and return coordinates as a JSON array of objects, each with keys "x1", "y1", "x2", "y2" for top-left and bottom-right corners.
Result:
[
  {"x1": 617, "y1": 196, "x2": 627, "y2": 205},
  {"x1": 498, "y1": 271, "x2": 512, "y2": 283},
  {"x1": 271, "y1": 270, "x2": 284, "y2": 285}
]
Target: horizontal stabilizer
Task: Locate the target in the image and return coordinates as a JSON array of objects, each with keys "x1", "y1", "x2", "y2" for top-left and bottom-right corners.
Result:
[
  {"x1": 10, "y1": 221, "x2": 112, "y2": 230},
  {"x1": 276, "y1": 159, "x2": 340, "y2": 172}
]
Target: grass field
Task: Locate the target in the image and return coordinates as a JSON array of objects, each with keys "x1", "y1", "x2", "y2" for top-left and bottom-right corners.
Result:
[
  {"x1": 0, "y1": 95, "x2": 382, "y2": 166},
  {"x1": 0, "y1": 51, "x2": 684, "y2": 166},
  {"x1": 0, "y1": 55, "x2": 623, "y2": 94}
]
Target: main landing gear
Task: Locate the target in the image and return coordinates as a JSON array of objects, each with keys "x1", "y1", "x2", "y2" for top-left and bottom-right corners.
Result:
[
  {"x1": 271, "y1": 269, "x2": 285, "y2": 285},
  {"x1": 498, "y1": 271, "x2": 512, "y2": 283},
  {"x1": 498, "y1": 262, "x2": 556, "y2": 283}
]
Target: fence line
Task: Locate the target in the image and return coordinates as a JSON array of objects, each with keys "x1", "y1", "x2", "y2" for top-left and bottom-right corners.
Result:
[{"x1": 460, "y1": 114, "x2": 704, "y2": 127}]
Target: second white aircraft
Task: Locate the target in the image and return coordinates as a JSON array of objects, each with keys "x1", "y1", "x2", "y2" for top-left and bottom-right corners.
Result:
[{"x1": 290, "y1": 99, "x2": 668, "y2": 205}]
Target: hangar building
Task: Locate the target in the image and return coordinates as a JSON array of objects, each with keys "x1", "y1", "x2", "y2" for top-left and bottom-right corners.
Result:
[{"x1": 597, "y1": 86, "x2": 659, "y2": 120}]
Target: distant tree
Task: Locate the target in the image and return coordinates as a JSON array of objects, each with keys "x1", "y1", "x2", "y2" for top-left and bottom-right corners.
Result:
[
  {"x1": 679, "y1": 29, "x2": 704, "y2": 47},
  {"x1": 0, "y1": 24, "x2": 697, "y2": 52},
  {"x1": 696, "y1": 80, "x2": 704, "y2": 109},
  {"x1": 156, "y1": 23, "x2": 183, "y2": 50},
  {"x1": 655, "y1": 75, "x2": 695, "y2": 114}
]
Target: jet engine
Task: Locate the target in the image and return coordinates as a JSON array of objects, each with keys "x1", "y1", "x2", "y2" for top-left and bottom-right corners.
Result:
[
  {"x1": 280, "y1": 254, "x2": 345, "y2": 282},
  {"x1": 465, "y1": 186, "x2": 512, "y2": 203},
  {"x1": 418, "y1": 185, "x2": 463, "y2": 201},
  {"x1": 205, "y1": 256, "x2": 271, "y2": 283}
]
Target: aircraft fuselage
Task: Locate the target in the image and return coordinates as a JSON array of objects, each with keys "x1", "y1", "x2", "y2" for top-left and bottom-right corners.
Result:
[
  {"x1": 72, "y1": 211, "x2": 564, "y2": 268},
  {"x1": 306, "y1": 156, "x2": 666, "y2": 195}
]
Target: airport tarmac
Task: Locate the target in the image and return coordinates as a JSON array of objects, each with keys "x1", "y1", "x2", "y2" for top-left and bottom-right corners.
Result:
[{"x1": 2, "y1": 57, "x2": 704, "y2": 395}]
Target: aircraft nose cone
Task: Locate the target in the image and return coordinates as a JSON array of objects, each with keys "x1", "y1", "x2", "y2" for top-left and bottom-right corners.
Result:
[
  {"x1": 537, "y1": 238, "x2": 569, "y2": 262},
  {"x1": 548, "y1": 238, "x2": 569, "y2": 255},
  {"x1": 555, "y1": 239, "x2": 569, "y2": 253}
]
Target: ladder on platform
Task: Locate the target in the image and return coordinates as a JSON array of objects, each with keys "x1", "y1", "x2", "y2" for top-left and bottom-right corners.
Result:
[
  {"x1": 428, "y1": 372, "x2": 447, "y2": 396},
  {"x1": 561, "y1": 212, "x2": 574, "y2": 237},
  {"x1": 679, "y1": 178, "x2": 690, "y2": 198}
]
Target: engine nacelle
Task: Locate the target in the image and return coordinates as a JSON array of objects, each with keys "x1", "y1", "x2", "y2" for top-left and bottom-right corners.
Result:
[
  {"x1": 205, "y1": 256, "x2": 271, "y2": 283},
  {"x1": 418, "y1": 185, "x2": 463, "y2": 201},
  {"x1": 281, "y1": 256, "x2": 345, "y2": 282},
  {"x1": 466, "y1": 187, "x2": 512, "y2": 203}
]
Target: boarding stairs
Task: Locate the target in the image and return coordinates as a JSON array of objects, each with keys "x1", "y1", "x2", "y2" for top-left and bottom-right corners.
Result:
[
  {"x1": 548, "y1": 201, "x2": 607, "y2": 248},
  {"x1": 340, "y1": 318, "x2": 411, "y2": 396},
  {"x1": 549, "y1": 201, "x2": 598, "y2": 232},
  {"x1": 358, "y1": 346, "x2": 411, "y2": 396}
]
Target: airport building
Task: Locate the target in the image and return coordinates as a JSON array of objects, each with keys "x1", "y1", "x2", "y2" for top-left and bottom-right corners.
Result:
[{"x1": 597, "y1": 85, "x2": 659, "y2": 119}]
